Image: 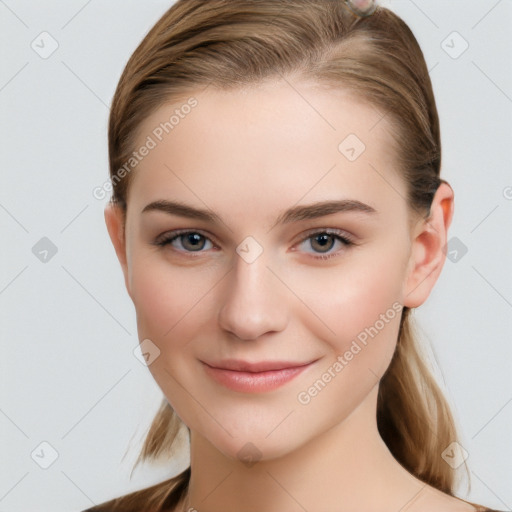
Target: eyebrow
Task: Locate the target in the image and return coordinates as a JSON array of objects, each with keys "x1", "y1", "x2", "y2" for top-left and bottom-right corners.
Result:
[
  {"x1": 141, "y1": 199, "x2": 377, "y2": 227},
  {"x1": 272, "y1": 199, "x2": 377, "y2": 228},
  {"x1": 142, "y1": 200, "x2": 221, "y2": 222}
]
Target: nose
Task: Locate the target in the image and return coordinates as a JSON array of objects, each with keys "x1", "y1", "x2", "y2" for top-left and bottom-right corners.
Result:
[{"x1": 217, "y1": 249, "x2": 289, "y2": 341}]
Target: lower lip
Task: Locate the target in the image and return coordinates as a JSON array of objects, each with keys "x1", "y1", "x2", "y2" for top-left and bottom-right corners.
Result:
[{"x1": 202, "y1": 362, "x2": 313, "y2": 393}]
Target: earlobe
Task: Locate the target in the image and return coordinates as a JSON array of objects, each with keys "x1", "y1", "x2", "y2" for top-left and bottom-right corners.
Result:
[
  {"x1": 403, "y1": 182, "x2": 454, "y2": 309},
  {"x1": 104, "y1": 202, "x2": 131, "y2": 296}
]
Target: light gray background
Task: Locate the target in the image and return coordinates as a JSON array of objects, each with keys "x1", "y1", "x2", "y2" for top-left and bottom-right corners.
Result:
[{"x1": 1, "y1": 1, "x2": 511, "y2": 511}]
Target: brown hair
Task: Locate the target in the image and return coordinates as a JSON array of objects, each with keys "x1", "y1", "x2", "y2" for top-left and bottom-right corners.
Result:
[{"x1": 97, "y1": 0, "x2": 479, "y2": 509}]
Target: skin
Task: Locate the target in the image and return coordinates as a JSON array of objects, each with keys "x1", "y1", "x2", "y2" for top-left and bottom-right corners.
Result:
[{"x1": 105, "y1": 78, "x2": 474, "y2": 512}]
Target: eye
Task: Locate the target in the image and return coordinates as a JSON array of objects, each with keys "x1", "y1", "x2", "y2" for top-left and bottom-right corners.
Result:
[
  {"x1": 296, "y1": 230, "x2": 354, "y2": 260},
  {"x1": 154, "y1": 230, "x2": 215, "y2": 253}
]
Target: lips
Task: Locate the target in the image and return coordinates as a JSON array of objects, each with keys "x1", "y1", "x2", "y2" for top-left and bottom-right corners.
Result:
[
  {"x1": 202, "y1": 359, "x2": 315, "y2": 372},
  {"x1": 200, "y1": 358, "x2": 318, "y2": 393}
]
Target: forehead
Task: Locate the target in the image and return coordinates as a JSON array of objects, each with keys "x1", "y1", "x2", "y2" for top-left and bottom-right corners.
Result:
[{"x1": 126, "y1": 79, "x2": 407, "y2": 223}]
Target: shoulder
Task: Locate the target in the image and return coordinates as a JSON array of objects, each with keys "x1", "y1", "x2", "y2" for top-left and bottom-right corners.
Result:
[
  {"x1": 408, "y1": 485, "x2": 506, "y2": 512},
  {"x1": 78, "y1": 467, "x2": 190, "y2": 512},
  {"x1": 444, "y1": 500, "x2": 508, "y2": 512}
]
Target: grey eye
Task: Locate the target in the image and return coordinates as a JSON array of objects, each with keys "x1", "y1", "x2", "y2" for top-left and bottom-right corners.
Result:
[
  {"x1": 310, "y1": 233, "x2": 336, "y2": 253},
  {"x1": 179, "y1": 233, "x2": 208, "y2": 251}
]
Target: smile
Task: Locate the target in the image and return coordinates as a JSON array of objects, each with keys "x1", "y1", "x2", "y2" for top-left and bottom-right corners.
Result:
[{"x1": 200, "y1": 359, "x2": 317, "y2": 393}]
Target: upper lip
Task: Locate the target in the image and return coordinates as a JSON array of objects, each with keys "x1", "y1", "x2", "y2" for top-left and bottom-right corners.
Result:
[{"x1": 202, "y1": 359, "x2": 317, "y2": 372}]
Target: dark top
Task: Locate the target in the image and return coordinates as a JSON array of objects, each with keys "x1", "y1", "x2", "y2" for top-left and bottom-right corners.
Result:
[
  {"x1": 81, "y1": 507, "x2": 506, "y2": 512},
  {"x1": 79, "y1": 470, "x2": 506, "y2": 512},
  {"x1": 81, "y1": 501, "x2": 506, "y2": 512},
  {"x1": 82, "y1": 508, "x2": 505, "y2": 512}
]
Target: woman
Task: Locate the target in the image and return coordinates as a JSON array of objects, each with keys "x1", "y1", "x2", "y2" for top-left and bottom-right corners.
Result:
[{"x1": 83, "y1": 0, "x2": 504, "y2": 510}]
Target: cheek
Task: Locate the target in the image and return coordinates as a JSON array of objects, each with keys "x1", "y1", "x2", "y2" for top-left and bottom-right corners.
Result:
[
  {"x1": 128, "y1": 255, "x2": 218, "y2": 407},
  {"x1": 129, "y1": 252, "x2": 216, "y2": 342},
  {"x1": 294, "y1": 249, "x2": 404, "y2": 332},
  {"x1": 287, "y1": 244, "x2": 406, "y2": 374},
  {"x1": 290, "y1": 256, "x2": 404, "y2": 418}
]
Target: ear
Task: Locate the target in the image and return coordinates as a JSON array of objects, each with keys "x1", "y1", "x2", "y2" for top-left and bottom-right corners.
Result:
[
  {"x1": 403, "y1": 181, "x2": 455, "y2": 308},
  {"x1": 104, "y1": 202, "x2": 132, "y2": 299}
]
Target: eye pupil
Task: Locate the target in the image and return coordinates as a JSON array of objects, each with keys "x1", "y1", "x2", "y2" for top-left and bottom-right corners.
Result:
[
  {"x1": 311, "y1": 233, "x2": 335, "y2": 252},
  {"x1": 182, "y1": 233, "x2": 205, "y2": 251}
]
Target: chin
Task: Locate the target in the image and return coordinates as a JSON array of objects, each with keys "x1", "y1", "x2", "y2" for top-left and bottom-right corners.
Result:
[{"x1": 212, "y1": 432, "x2": 301, "y2": 465}]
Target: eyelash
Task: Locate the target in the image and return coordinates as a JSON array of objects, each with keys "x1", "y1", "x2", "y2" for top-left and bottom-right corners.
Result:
[
  {"x1": 153, "y1": 228, "x2": 355, "y2": 261},
  {"x1": 295, "y1": 229, "x2": 355, "y2": 260}
]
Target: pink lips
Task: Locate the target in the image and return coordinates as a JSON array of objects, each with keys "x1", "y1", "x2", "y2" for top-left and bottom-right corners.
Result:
[{"x1": 201, "y1": 359, "x2": 316, "y2": 393}]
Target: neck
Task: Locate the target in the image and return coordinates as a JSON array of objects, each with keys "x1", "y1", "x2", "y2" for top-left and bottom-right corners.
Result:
[{"x1": 179, "y1": 385, "x2": 428, "y2": 512}]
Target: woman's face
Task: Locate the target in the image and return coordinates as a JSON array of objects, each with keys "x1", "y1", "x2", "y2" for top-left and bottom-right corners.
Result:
[{"x1": 114, "y1": 79, "x2": 423, "y2": 461}]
